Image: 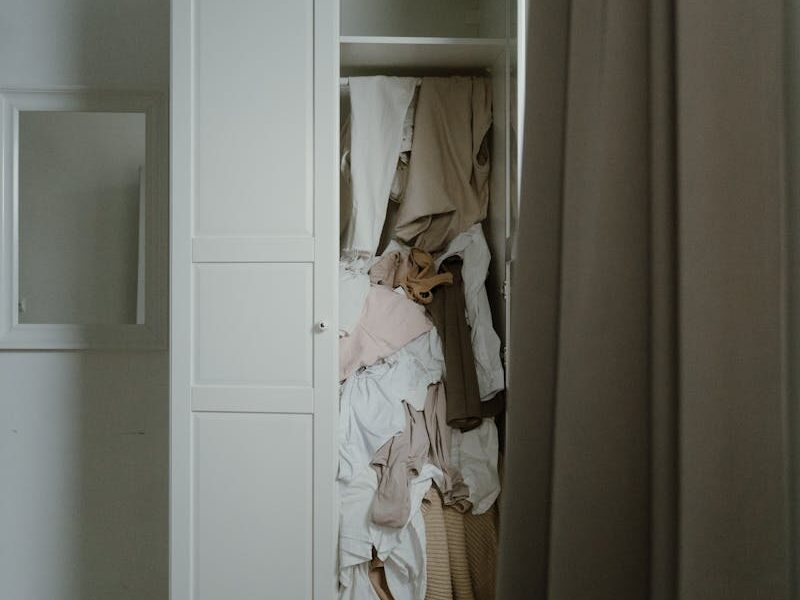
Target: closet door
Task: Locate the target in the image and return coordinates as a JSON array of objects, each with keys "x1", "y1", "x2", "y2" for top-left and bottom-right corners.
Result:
[{"x1": 171, "y1": 1, "x2": 338, "y2": 599}]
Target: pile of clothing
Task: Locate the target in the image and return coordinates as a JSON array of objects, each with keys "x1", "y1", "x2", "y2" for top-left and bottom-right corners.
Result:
[{"x1": 338, "y1": 76, "x2": 504, "y2": 600}]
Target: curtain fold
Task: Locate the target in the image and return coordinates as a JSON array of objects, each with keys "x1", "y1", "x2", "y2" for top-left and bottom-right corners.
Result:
[
  {"x1": 648, "y1": 1, "x2": 678, "y2": 598},
  {"x1": 498, "y1": 1, "x2": 792, "y2": 598},
  {"x1": 677, "y1": 2, "x2": 790, "y2": 597},
  {"x1": 785, "y1": 0, "x2": 800, "y2": 596}
]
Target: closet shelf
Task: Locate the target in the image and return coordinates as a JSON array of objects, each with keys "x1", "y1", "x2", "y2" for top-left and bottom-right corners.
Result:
[{"x1": 340, "y1": 36, "x2": 506, "y2": 73}]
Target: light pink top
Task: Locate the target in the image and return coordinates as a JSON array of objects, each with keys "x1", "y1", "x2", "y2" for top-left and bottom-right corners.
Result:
[{"x1": 339, "y1": 284, "x2": 432, "y2": 382}]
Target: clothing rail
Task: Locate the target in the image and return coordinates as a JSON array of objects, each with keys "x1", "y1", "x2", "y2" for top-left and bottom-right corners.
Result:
[{"x1": 339, "y1": 77, "x2": 422, "y2": 87}]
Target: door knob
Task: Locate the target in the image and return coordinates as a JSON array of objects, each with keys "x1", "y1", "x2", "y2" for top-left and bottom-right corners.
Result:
[{"x1": 317, "y1": 320, "x2": 330, "y2": 332}]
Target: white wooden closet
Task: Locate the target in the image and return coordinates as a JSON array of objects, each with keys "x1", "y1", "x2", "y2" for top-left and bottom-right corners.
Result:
[{"x1": 171, "y1": 1, "x2": 518, "y2": 598}]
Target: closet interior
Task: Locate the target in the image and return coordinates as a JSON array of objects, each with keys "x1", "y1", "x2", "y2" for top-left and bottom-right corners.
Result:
[{"x1": 337, "y1": 2, "x2": 515, "y2": 598}]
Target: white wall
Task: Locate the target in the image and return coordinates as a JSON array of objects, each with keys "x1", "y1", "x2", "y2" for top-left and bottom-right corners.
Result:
[
  {"x1": 0, "y1": 353, "x2": 168, "y2": 599},
  {"x1": 0, "y1": 0, "x2": 169, "y2": 90},
  {"x1": 341, "y1": 0, "x2": 481, "y2": 37},
  {"x1": 340, "y1": 0, "x2": 506, "y2": 38},
  {"x1": 0, "y1": 1, "x2": 169, "y2": 598}
]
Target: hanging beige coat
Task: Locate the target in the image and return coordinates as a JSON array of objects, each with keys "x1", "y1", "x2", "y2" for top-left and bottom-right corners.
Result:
[{"x1": 394, "y1": 77, "x2": 492, "y2": 253}]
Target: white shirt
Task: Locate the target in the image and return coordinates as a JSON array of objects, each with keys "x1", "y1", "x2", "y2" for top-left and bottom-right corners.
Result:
[
  {"x1": 450, "y1": 418, "x2": 501, "y2": 514},
  {"x1": 339, "y1": 464, "x2": 441, "y2": 600},
  {"x1": 338, "y1": 329, "x2": 444, "y2": 482}
]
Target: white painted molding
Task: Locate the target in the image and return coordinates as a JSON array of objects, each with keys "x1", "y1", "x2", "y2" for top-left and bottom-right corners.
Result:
[
  {"x1": 192, "y1": 236, "x2": 315, "y2": 263},
  {"x1": 0, "y1": 88, "x2": 168, "y2": 350},
  {"x1": 191, "y1": 386, "x2": 314, "y2": 414}
]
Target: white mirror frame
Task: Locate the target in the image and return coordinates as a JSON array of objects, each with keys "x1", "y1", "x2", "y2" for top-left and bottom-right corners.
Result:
[{"x1": 0, "y1": 89, "x2": 167, "y2": 350}]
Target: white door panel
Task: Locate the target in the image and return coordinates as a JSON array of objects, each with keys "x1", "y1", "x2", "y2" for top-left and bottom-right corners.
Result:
[
  {"x1": 172, "y1": 0, "x2": 338, "y2": 598},
  {"x1": 192, "y1": 263, "x2": 313, "y2": 386},
  {"x1": 193, "y1": 413, "x2": 313, "y2": 600},
  {"x1": 193, "y1": 0, "x2": 313, "y2": 237}
]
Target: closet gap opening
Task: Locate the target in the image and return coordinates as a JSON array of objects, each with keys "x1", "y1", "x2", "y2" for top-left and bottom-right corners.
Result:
[{"x1": 336, "y1": 3, "x2": 511, "y2": 598}]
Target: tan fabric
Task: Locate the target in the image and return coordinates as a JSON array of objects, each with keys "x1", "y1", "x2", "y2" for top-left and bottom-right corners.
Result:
[
  {"x1": 422, "y1": 489, "x2": 453, "y2": 600},
  {"x1": 394, "y1": 77, "x2": 492, "y2": 253},
  {"x1": 368, "y1": 552, "x2": 394, "y2": 600},
  {"x1": 371, "y1": 384, "x2": 470, "y2": 527},
  {"x1": 368, "y1": 252, "x2": 401, "y2": 287},
  {"x1": 428, "y1": 258, "x2": 482, "y2": 431},
  {"x1": 463, "y1": 505, "x2": 497, "y2": 600},
  {"x1": 371, "y1": 402, "x2": 429, "y2": 528},
  {"x1": 499, "y1": 1, "x2": 792, "y2": 599},
  {"x1": 370, "y1": 248, "x2": 453, "y2": 305},
  {"x1": 442, "y1": 507, "x2": 474, "y2": 600},
  {"x1": 425, "y1": 383, "x2": 471, "y2": 511},
  {"x1": 422, "y1": 490, "x2": 490, "y2": 600}
]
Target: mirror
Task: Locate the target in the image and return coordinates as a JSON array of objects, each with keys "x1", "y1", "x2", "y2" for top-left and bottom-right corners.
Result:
[
  {"x1": 17, "y1": 111, "x2": 146, "y2": 325},
  {"x1": 0, "y1": 90, "x2": 166, "y2": 349}
]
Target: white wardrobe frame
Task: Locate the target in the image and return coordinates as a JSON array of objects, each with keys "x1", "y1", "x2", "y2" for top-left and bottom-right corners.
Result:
[
  {"x1": 171, "y1": 1, "x2": 514, "y2": 598},
  {"x1": 171, "y1": 0, "x2": 338, "y2": 598}
]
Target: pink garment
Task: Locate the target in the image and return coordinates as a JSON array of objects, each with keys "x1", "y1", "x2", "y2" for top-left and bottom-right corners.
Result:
[
  {"x1": 370, "y1": 383, "x2": 471, "y2": 529},
  {"x1": 370, "y1": 401, "x2": 430, "y2": 528},
  {"x1": 339, "y1": 284, "x2": 433, "y2": 381}
]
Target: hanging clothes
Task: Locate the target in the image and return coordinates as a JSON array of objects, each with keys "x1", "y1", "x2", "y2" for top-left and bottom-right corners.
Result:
[
  {"x1": 421, "y1": 489, "x2": 498, "y2": 600},
  {"x1": 339, "y1": 361, "x2": 408, "y2": 484},
  {"x1": 339, "y1": 465, "x2": 441, "y2": 600},
  {"x1": 394, "y1": 77, "x2": 492, "y2": 253},
  {"x1": 371, "y1": 383, "x2": 471, "y2": 528},
  {"x1": 341, "y1": 563, "x2": 382, "y2": 600},
  {"x1": 462, "y1": 506, "x2": 498, "y2": 600},
  {"x1": 421, "y1": 490, "x2": 475, "y2": 600},
  {"x1": 379, "y1": 230, "x2": 505, "y2": 402},
  {"x1": 382, "y1": 508, "x2": 428, "y2": 600},
  {"x1": 367, "y1": 554, "x2": 394, "y2": 600},
  {"x1": 340, "y1": 261, "x2": 371, "y2": 336},
  {"x1": 370, "y1": 248, "x2": 454, "y2": 305},
  {"x1": 339, "y1": 328, "x2": 445, "y2": 483},
  {"x1": 338, "y1": 73, "x2": 504, "y2": 600},
  {"x1": 422, "y1": 383, "x2": 471, "y2": 511},
  {"x1": 371, "y1": 401, "x2": 432, "y2": 528},
  {"x1": 389, "y1": 88, "x2": 418, "y2": 203},
  {"x1": 450, "y1": 419, "x2": 500, "y2": 516},
  {"x1": 427, "y1": 258, "x2": 482, "y2": 431},
  {"x1": 340, "y1": 112, "x2": 354, "y2": 248},
  {"x1": 339, "y1": 284, "x2": 432, "y2": 382},
  {"x1": 435, "y1": 225, "x2": 505, "y2": 402},
  {"x1": 342, "y1": 76, "x2": 417, "y2": 254}
]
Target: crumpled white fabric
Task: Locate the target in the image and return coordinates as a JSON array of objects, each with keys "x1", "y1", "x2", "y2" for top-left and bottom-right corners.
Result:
[
  {"x1": 382, "y1": 509, "x2": 427, "y2": 600},
  {"x1": 339, "y1": 465, "x2": 440, "y2": 600},
  {"x1": 338, "y1": 328, "x2": 445, "y2": 482},
  {"x1": 435, "y1": 225, "x2": 505, "y2": 401},
  {"x1": 343, "y1": 76, "x2": 417, "y2": 254},
  {"x1": 450, "y1": 418, "x2": 501, "y2": 514},
  {"x1": 338, "y1": 512, "x2": 427, "y2": 600},
  {"x1": 338, "y1": 361, "x2": 407, "y2": 484},
  {"x1": 338, "y1": 563, "x2": 381, "y2": 600},
  {"x1": 383, "y1": 328, "x2": 444, "y2": 411},
  {"x1": 340, "y1": 264, "x2": 371, "y2": 337},
  {"x1": 384, "y1": 227, "x2": 505, "y2": 401},
  {"x1": 339, "y1": 255, "x2": 381, "y2": 336}
]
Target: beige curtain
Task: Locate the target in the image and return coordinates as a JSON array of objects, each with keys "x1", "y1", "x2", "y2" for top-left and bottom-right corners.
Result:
[{"x1": 498, "y1": 1, "x2": 794, "y2": 599}]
